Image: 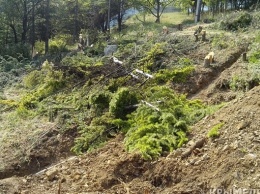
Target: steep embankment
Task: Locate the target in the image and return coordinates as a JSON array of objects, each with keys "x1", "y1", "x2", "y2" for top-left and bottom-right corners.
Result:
[
  {"x1": 2, "y1": 85, "x2": 258, "y2": 194},
  {"x1": 0, "y1": 16, "x2": 259, "y2": 193}
]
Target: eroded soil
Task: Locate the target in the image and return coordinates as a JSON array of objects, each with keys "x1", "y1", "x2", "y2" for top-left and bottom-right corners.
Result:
[{"x1": 0, "y1": 24, "x2": 259, "y2": 194}]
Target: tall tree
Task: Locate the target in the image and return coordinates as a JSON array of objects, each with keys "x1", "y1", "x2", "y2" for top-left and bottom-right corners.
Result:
[
  {"x1": 111, "y1": 0, "x2": 131, "y2": 31},
  {"x1": 45, "y1": 0, "x2": 50, "y2": 54},
  {"x1": 133, "y1": 0, "x2": 175, "y2": 23}
]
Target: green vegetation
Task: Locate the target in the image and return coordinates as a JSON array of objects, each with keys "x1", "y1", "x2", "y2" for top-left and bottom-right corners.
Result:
[
  {"x1": 229, "y1": 32, "x2": 260, "y2": 92},
  {"x1": 124, "y1": 86, "x2": 205, "y2": 159},
  {"x1": 2, "y1": 6, "x2": 259, "y2": 164},
  {"x1": 219, "y1": 12, "x2": 252, "y2": 31},
  {"x1": 207, "y1": 123, "x2": 224, "y2": 138},
  {"x1": 109, "y1": 87, "x2": 138, "y2": 119}
]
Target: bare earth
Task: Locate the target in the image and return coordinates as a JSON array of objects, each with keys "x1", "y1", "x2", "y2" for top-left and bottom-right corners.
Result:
[{"x1": 0, "y1": 25, "x2": 259, "y2": 194}]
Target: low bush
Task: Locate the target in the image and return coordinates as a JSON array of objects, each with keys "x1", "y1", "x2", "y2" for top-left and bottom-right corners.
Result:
[
  {"x1": 23, "y1": 70, "x2": 45, "y2": 89},
  {"x1": 124, "y1": 86, "x2": 207, "y2": 160},
  {"x1": 109, "y1": 87, "x2": 138, "y2": 119},
  {"x1": 155, "y1": 65, "x2": 195, "y2": 84},
  {"x1": 137, "y1": 43, "x2": 166, "y2": 72},
  {"x1": 211, "y1": 33, "x2": 232, "y2": 49},
  {"x1": 219, "y1": 12, "x2": 252, "y2": 31},
  {"x1": 0, "y1": 43, "x2": 30, "y2": 59},
  {"x1": 89, "y1": 89, "x2": 112, "y2": 111},
  {"x1": 0, "y1": 55, "x2": 28, "y2": 72}
]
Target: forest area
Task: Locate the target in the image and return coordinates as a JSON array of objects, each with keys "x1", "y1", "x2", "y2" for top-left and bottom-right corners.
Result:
[
  {"x1": 0, "y1": 0, "x2": 260, "y2": 193},
  {"x1": 0, "y1": 0, "x2": 258, "y2": 57}
]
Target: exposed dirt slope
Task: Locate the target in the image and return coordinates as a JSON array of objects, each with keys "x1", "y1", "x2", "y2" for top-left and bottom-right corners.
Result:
[
  {"x1": 0, "y1": 25, "x2": 259, "y2": 194},
  {"x1": 1, "y1": 85, "x2": 259, "y2": 194}
]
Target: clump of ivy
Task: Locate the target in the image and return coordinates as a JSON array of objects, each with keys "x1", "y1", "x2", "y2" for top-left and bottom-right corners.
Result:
[
  {"x1": 207, "y1": 123, "x2": 224, "y2": 138},
  {"x1": 124, "y1": 86, "x2": 207, "y2": 160}
]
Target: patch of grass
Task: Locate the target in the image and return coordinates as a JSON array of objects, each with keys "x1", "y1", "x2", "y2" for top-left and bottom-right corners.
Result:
[
  {"x1": 207, "y1": 123, "x2": 224, "y2": 138},
  {"x1": 127, "y1": 12, "x2": 193, "y2": 26}
]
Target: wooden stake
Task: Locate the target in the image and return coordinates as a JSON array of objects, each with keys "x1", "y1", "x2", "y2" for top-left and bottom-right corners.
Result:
[
  {"x1": 195, "y1": 34, "x2": 199, "y2": 42},
  {"x1": 201, "y1": 30, "x2": 206, "y2": 41},
  {"x1": 242, "y1": 52, "x2": 247, "y2": 61},
  {"x1": 178, "y1": 24, "x2": 183, "y2": 31},
  {"x1": 57, "y1": 180, "x2": 61, "y2": 194}
]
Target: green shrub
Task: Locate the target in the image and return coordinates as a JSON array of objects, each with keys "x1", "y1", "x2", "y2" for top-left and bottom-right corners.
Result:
[
  {"x1": 109, "y1": 87, "x2": 138, "y2": 119},
  {"x1": 124, "y1": 86, "x2": 208, "y2": 160},
  {"x1": 23, "y1": 70, "x2": 45, "y2": 89},
  {"x1": 207, "y1": 123, "x2": 224, "y2": 138},
  {"x1": 248, "y1": 63, "x2": 260, "y2": 84},
  {"x1": 62, "y1": 54, "x2": 95, "y2": 69},
  {"x1": 49, "y1": 38, "x2": 68, "y2": 54},
  {"x1": 177, "y1": 57, "x2": 193, "y2": 67},
  {"x1": 212, "y1": 33, "x2": 230, "y2": 49},
  {"x1": 229, "y1": 75, "x2": 249, "y2": 91},
  {"x1": 220, "y1": 12, "x2": 252, "y2": 31},
  {"x1": 71, "y1": 125, "x2": 107, "y2": 154},
  {"x1": 137, "y1": 43, "x2": 166, "y2": 71},
  {"x1": 248, "y1": 35, "x2": 260, "y2": 63},
  {"x1": 34, "y1": 41, "x2": 45, "y2": 55},
  {"x1": 155, "y1": 65, "x2": 195, "y2": 84},
  {"x1": 71, "y1": 113, "x2": 114, "y2": 154},
  {"x1": 17, "y1": 62, "x2": 66, "y2": 118},
  {"x1": 0, "y1": 55, "x2": 28, "y2": 72},
  {"x1": 0, "y1": 43, "x2": 30, "y2": 59},
  {"x1": 89, "y1": 90, "x2": 111, "y2": 110}
]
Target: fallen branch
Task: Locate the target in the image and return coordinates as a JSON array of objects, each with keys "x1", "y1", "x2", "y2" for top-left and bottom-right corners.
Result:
[
  {"x1": 35, "y1": 156, "x2": 77, "y2": 176},
  {"x1": 113, "y1": 57, "x2": 123, "y2": 65},
  {"x1": 141, "y1": 100, "x2": 160, "y2": 111},
  {"x1": 130, "y1": 72, "x2": 139, "y2": 80},
  {"x1": 135, "y1": 69, "x2": 153, "y2": 79}
]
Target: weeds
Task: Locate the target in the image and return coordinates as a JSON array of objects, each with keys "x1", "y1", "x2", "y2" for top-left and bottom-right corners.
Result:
[{"x1": 207, "y1": 123, "x2": 224, "y2": 138}]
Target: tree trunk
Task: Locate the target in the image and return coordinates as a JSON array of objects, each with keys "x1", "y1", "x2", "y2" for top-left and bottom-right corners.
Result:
[
  {"x1": 31, "y1": 0, "x2": 36, "y2": 58},
  {"x1": 108, "y1": 0, "x2": 111, "y2": 33},
  {"x1": 117, "y1": 0, "x2": 122, "y2": 32},
  {"x1": 9, "y1": 24, "x2": 18, "y2": 44},
  {"x1": 195, "y1": 0, "x2": 202, "y2": 23},
  {"x1": 155, "y1": 0, "x2": 160, "y2": 23},
  {"x1": 45, "y1": 0, "x2": 50, "y2": 54},
  {"x1": 117, "y1": 16, "x2": 122, "y2": 32},
  {"x1": 73, "y1": 0, "x2": 79, "y2": 43},
  {"x1": 21, "y1": 0, "x2": 28, "y2": 43}
]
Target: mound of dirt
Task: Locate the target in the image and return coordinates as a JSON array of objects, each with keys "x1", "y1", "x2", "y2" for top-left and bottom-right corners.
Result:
[{"x1": 0, "y1": 85, "x2": 258, "y2": 193}]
